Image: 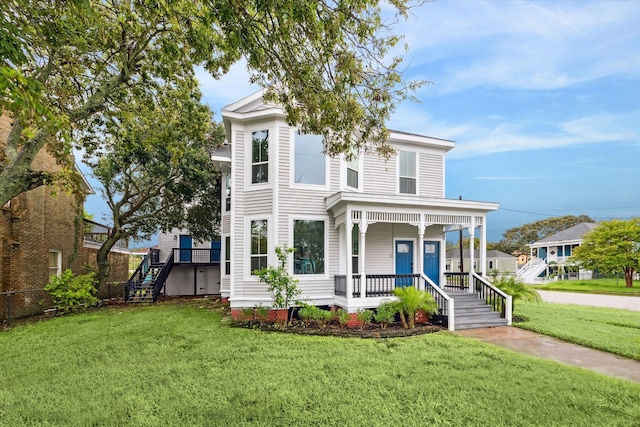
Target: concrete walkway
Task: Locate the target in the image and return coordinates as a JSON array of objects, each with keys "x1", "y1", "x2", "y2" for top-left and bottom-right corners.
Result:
[
  {"x1": 537, "y1": 290, "x2": 640, "y2": 311},
  {"x1": 456, "y1": 326, "x2": 640, "y2": 383}
]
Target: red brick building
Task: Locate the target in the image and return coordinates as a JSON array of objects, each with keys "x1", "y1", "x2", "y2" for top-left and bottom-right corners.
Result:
[{"x1": 1, "y1": 114, "x2": 130, "y2": 321}]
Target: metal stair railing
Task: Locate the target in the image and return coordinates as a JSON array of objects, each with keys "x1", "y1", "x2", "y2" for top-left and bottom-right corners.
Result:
[
  {"x1": 125, "y1": 249, "x2": 152, "y2": 302},
  {"x1": 151, "y1": 250, "x2": 174, "y2": 302}
]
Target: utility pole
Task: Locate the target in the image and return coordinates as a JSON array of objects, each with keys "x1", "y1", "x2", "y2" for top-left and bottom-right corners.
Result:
[{"x1": 459, "y1": 196, "x2": 464, "y2": 274}]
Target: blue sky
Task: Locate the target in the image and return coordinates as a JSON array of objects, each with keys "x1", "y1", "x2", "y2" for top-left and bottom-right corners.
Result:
[{"x1": 84, "y1": 0, "x2": 640, "y2": 244}]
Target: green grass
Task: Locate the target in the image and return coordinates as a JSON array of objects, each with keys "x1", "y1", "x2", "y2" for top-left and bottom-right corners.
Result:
[
  {"x1": 515, "y1": 300, "x2": 640, "y2": 360},
  {"x1": 1, "y1": 302, "x2": 639, "y2": 426},
  {"x1": 535, "y1": 278, "x2": 640, "y2": 295}
]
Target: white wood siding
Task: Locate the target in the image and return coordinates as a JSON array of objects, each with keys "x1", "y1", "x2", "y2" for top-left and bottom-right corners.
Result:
[
  {"x1": 362, "y1": 153, "x2": 395, "y2": 194},
  {"x1": 418, "y1": 152, "x2": 444, "y2": 197}
]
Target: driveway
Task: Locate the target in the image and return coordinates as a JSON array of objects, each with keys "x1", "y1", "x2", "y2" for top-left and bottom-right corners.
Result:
[{"x1": 537, "y1": 290, "x2": 640, "y2": 311}]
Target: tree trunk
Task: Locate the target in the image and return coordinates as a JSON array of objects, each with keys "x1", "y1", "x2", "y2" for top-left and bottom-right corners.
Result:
[
  {"x1": 625, "y1": 268, "x2": 634, "y2": 288},
  {"x1": 96, "y1": 231, "x2": 123, "y2": 289}
]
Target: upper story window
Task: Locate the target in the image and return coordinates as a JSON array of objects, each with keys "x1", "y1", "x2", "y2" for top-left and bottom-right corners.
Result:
[
  {"x1": 251, "y1": 130, "x2": 269, "y2": 184},
  {"x1": 399, "y1": 150, "x2": 416, "y2": 194},
  {"x1": 346, "y1": 157, "x2": 359, "y2": 189},
  {"x1": 294, "y1": 133, "x2": 325, "y2": 185}
]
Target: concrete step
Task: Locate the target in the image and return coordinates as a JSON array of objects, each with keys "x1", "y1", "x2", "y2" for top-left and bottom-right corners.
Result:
[
  {"x1": 454, "y1": 318, "x2": 509, "y2": 330},
  {"x1": 455, "y1": 310, "x2": 508, "y2": 330}
]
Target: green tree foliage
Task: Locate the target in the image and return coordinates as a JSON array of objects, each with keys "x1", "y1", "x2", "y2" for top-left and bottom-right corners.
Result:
[
  {"x1": 0, "y1": 0, "x2": 422, "y2": 206},
  {"x1": 83, "y1": 80, "x2": 224, "y2": 287},
  {"x1": 494, "y1": 215, "x2": 595, "y2": 254},
  {"x1": 572, "y1": 219, "x2": 640, "y2": 288},
  {"x1": 44, "y1": 269, "x2": 100, "y2": 313}
]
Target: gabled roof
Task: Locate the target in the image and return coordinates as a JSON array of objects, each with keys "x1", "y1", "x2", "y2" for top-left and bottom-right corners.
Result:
[
  {"x1": 445, "y1": 249, "x2": 514, "y2": 259},
  {"x1": 530, "y1": 222, "x2": 598, "y2": 246}
]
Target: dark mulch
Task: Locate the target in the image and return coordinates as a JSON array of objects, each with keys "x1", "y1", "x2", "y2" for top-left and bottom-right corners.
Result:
[{"x1": 230, "y1": 320, "x2": 444, "y2": 338}]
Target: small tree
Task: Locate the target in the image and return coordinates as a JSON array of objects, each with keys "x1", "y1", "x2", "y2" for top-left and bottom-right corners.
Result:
[
  {"x1": 572, "y1": 219, "x2": 640, "y2": 288},
  {"x1": 256, "y1": 246, "x2": 301, "y2": 324},
  {"x1": 493, "y1": 276, "x2": 541, "y2": 312},
  {"x1": 373, "y1": 301, "x2": 397, "y2": 329},
  {"x1": 392, "y1": 287, "x2": 438, "y2": 329}
]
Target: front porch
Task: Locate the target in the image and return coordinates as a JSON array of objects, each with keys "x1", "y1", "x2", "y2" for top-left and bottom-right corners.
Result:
[{"x1": 333, "y1": 272, "x2": 512, "y2": 331}]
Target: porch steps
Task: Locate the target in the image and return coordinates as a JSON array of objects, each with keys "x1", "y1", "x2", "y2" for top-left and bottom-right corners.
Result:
[
  {"x1": 448, "y1": 290, "x2": 509, "y2": 330},
  {"x1": 127, "y1": 264, "x2": 163, "y2": 303}
]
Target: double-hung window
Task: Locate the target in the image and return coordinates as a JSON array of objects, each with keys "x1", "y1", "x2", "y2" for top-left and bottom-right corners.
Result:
[
  {"x1": 251, "y1": 130, "x2": 269, "y2": 184},
  {"x1": 346, "y1": 157, "x2": 359, "y2": 189},
  {"x1": 399, "y1": 151, "x2": 416, "y2": 194},
  {"x1": 293, "y1": 220, "x2": 325, "y2": 275},
  {"x1": 225, "y1": 237, "x2": 231, "y2": 275},
  {"x1": 48, "y1": 250, "x2": 61, "y2": 278},
  {"x1": 352, "y1": 224, "x2": 359, "y2": 273},
  {"x1": 225, "y1": 175, "x2": 231, "y2": 211},
  {"x1": 250, "y1": 220, "x2": 268, "y2": 274}
]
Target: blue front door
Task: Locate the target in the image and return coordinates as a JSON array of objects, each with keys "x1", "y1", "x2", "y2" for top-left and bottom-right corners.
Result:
[
  {"x1": 179, "y1": 235, "x2": 192, "y2": 262},
  {"x1": 423, "y1": 241, "x2": 440, "y2": 286},
  {"x1": 395, "y1": 240, "x2": 413, "y2": 287},
  {"x1": 211, "y1": 240, "x2": 221, "y2": 263}
]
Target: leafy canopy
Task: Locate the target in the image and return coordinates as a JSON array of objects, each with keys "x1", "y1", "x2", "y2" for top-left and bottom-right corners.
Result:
[
  {"x1": 0, "y1": 0, "x2": 423, "y2": 206},
  {"x1": 572, "y1": 219, "x2": 640, "y2": 288}
]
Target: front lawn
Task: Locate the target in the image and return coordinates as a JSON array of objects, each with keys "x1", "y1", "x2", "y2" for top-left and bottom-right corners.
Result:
[
  {"x1": 1, "y1": 302, "x2": 639, "y2": 426},
  {"x1": 515, "y1": 300, "x2": 640, "y2": 360},
  {"x1": 535, "y1": 278, "x2": 640, "y2": 295}
]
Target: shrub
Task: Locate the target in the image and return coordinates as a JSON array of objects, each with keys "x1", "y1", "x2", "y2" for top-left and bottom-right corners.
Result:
[
  {"x1": 44, "y1": 269, "x2": 99, "y2": 313},
  {"x1": 256, "y1": 246, "x2": 301, "y2": 324},
  {"x1": 298, "y1": 305, "x2": 334, "y2": 328},
  {"x1": 336, "y1": 308, "x2": 350, "y2": 328},
  {"x1": 392, "y1": 287, "x2": 438, "y2": 329},
  {"x1": 255, "y1": 305, "x2": 270, "y2": 325},
  {"x1": 374, "y1": 302, "x2": 397, "y2": 329},
  {"x1": 356, "y1": 309, "x2": 374, "y2": 331}
]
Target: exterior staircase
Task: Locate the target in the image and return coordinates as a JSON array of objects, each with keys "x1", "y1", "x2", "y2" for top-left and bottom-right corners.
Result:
[
  {"x1": 125, "y1": 249, "x2": 174, "y2": 303},
  {"x1": 445, "y1": 288, "x2": 509, "y2": 330}
]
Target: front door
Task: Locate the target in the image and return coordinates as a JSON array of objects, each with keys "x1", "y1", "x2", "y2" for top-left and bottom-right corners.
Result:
[
  {"x1": 423, "y1": 241, "x2": 440, "y2": 286},
  {"x1": 395, "y1": 240, "x2": 413, "y2": 287},
  {"x1": 179, "y1": 235, "x2": 192, "y2": 263}
]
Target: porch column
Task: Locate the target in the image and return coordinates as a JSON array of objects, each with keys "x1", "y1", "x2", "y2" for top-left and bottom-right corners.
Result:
[
  {"x1": 359, "y1": 211, "x2": 368, "y2": 299},
  {"x1": 346, "y1": 208, "x2": 353, "y2": 305},
  {"x1": 479, "y1": 217, "x2": 487, "y2": 277},
  {"x1": 468, "y1": 216, "x2": 475, "y2": 293},
  {"x1": 417, "y1": 217, "x2": 425, "y2": 290}
]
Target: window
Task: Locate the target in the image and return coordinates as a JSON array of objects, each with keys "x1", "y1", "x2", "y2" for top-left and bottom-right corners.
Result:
[
  {"x1": 346, "y1": 157, "x2": 359, "y2": 189},
  {"x1": 294, "y1": 133, "x2": 325, "y2": 185},
  {"x1": 399, "y1": 151, "x2": 416, "y2": 194},
  {"x1": 445, "y1": 263, "x2": 451, "y2": 271},
  {"x1": 225, "y1": 175, "x2": 231, "y2": 211},
  {"x1": 251, "y1": 130, "x2": 269, "y2": 184},
  {"x1": 48, "y1": 250, "x2": 61, "y2": 278},
  {"x1": 352, "y1": 224, "x2": 359, "y2": 273},
  {"x1": 250, "y1": 220, "x2": 268, "y2": 274},
  {"x1": 225, "y1": 237, "x2": 231, "y2": 275},
  {"x1": 293, "y1": 220, "x2": 325, "y2": 275},
  {"x1": 488, "y1": 260, "x2": 494, "y2": 270}
]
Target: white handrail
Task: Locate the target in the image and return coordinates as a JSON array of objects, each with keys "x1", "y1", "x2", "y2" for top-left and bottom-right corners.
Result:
[
  {"x1": 420, "y1": 273, "x2": 455, "y2": 331},
  {"x1": 471, "y1": 272, "x2": 512, "y2": 325}
]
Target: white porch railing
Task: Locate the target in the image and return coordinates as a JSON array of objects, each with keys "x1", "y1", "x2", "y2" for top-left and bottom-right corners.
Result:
[
  {"x1": 420, "y1": 273, "x2": 454, "y2": 331},
  {"x1": 471, "y1": 272, "x2": 512, "y2": 325}
]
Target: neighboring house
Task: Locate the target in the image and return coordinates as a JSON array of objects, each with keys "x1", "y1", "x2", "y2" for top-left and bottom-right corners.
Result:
[
  {"x1": 445, "y1": 249, "x2": 517, "y2": 276},
  {"x1": 518, "y1": 222, "x2": 598, "y2": 282},
  {"x1": 512, "y1": 251, "x2": 531, "y2": 267},
  {"x1": 145, "y1": 91, "x2": 510, "y2": 330},
  {"x1": 0, "y1": 113, "x2": 130, "y2": 321}
]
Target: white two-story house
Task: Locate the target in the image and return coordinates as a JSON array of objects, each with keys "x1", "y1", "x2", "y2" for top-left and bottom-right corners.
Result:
[{"x1": 138, "y1": 90, "x2": 511, "y2": 330}]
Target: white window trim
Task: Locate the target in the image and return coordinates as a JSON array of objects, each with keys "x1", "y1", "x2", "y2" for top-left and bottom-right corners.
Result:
[
  {"x1": 244, "y1": 215, "x2": 273, "y2": 281},
  {"x1": 397, "y1": 150, "x2": 419, "y2": 195},
  {"x1": 49, "y1": 250, "x2": 62, "y2": 278},
  {"x1": 224, "y1": 174, "x2": 232, "y2": 212},
  {"x1": 223, "y1": 235, "x2": 231, "y2": 276},
  {"x1": 245, "y1": 126, "x2": 273, "y2": 191},
  {"x1": 341, "y1": 151, "x2": 364, "y2": 192},
  {"x1": 290, "y1": 130, "x2": 330, "y2": 191},
  {"x1": 289, "y1": 214, "x2": 329, "y2": 279}
]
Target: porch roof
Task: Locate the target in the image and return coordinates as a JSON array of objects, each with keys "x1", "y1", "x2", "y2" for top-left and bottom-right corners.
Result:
[{"x1": 325, "y1": 191, "x2": 499, "y2": 227}]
